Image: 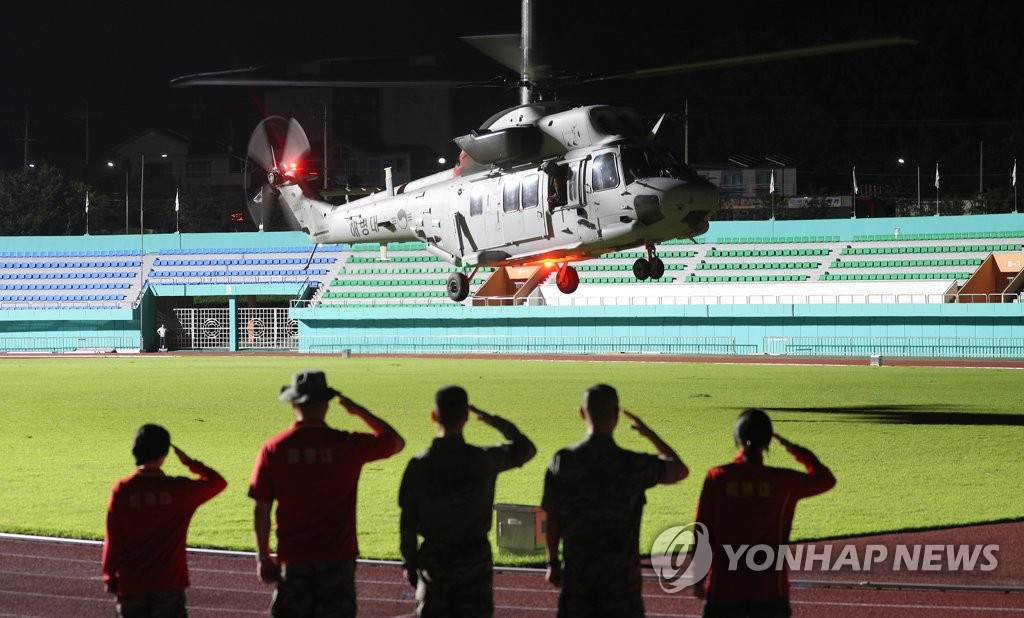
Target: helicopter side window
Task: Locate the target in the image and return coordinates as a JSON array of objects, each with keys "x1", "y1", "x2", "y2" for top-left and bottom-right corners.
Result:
[
  {"x1": 470, "y1": 185, "x2": 485, "y2": 216},
  {"x1": 591, "y1": 152, "x2": 619, "y2": 192},
  {"x1": 566, "y1": 165, "x2": 579, "y2": 204},
  {"x1": 503, "y1": 181, "x2": 520, "y2": 213},
  {"x1": 522, "y1": 174, "x2": 539, "y2": 209}
]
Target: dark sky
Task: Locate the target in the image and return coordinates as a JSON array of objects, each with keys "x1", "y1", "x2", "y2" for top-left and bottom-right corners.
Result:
[{"x1": 3, "y1": 1, "x2": 1022, "y2": 193}]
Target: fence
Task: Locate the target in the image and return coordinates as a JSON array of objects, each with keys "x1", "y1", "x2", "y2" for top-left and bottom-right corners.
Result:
[
  {"x1": 0, "y1": 336, "x2": 138, "y2": 353},
  {"x1": 171, "y1": 307, "x2": 297, "y2": 350},
  {"x1": 298, "y1": 335, "x2": 749, "y2": 356},
  {"x1": 766, "y1": 336, "x2": 1024, "y2": 359}
]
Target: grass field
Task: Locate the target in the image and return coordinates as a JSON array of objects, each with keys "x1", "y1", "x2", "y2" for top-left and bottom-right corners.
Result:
[{"x1": 1, "y1": 355, "x2": 1021, "y2": 564}]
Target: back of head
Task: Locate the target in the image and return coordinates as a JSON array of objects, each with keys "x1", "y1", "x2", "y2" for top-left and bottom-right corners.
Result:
[
  {"x1": 583, "y1": 384, "x2": 619, "y2": 427},
  {"x1": 434, "y1": 385, "x2": 469, "y2": 428},
  {"x1": 132, "y1": 423, "x2": 171, "y2": 465},
  {"x1": 734, "y1": 408, "x2": 773, "y2": 451}
]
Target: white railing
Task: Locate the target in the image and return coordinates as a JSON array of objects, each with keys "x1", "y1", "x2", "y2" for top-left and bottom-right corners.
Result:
[
  {"x1": 0, "y1": 336, "x2": 138, "y2": 353},
  {"x1": 767, "y1": 336, "x2": 1024, "y2": 359},
  {"x1": 297, "y1": 335, "x2": 747, "y2": 356},
  {"x1": 295, "y1": 291, "x2": 1021, "y2": 309}
]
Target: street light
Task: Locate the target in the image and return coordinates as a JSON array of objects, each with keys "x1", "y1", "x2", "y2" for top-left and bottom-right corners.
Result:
[
  {"x1": 108, "y1": 160, "x2": 130, "y2": 233},
  {"x1": 896, "y1": 157, "x2": 921, "y2": 214}
]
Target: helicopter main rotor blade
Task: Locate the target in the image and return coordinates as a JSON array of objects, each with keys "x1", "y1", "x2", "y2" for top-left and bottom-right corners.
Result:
[
  {"x1": 171, "y1": 67, "x2": 466, "y2": 89},
  {"x1": 580, "y1": 37, "x2": 917, "y2": 84},
  {"x1": 461, "y1": 34, "x2": 551, "y2": 81}
]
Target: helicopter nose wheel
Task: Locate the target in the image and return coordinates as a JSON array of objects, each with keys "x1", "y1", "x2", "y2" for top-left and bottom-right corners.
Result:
[
  {"x1": 555, "y1": 264, "x2": 580, "y2": 294},
  {"x1": 446, "y1": 272, "x2": 470, "y2": 302},
  {"x1": 633, "y1": 243, "x2": 665, "y2": 281}
]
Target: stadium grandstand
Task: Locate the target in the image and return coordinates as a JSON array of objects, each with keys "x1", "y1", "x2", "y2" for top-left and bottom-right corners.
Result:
[{"x1": 2, "y1": 213, "x2": 1023, "y2": 359}]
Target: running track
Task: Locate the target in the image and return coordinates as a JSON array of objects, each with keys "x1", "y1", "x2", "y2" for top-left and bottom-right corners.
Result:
[{"x1": 3, "y1": 522, "x2": 1022, "y2": 617}]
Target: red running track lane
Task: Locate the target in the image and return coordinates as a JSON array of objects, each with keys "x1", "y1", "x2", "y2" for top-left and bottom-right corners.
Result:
[{"x1": 2, "y1": 522, "x2": 1023, "y2": 618}]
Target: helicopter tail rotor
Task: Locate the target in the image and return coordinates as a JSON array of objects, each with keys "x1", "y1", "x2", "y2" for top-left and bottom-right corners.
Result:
[{"x1": 244, "y1": 116, "x2": 313, "y2": 231}]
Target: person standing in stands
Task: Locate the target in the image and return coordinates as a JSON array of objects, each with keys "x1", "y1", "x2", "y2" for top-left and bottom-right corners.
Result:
[
  {"x1": 249, "y1": 369, "x2": 405, "y2": 617},
  {"x1": 399, "y1": 385, "x2": 536, "y2": 617},
  {"x1": 542, "y1": 384, "x2": 688, "y2": 617},
  {"x1": 694, "y1": 408, "x2": 836, "y2": 618},
  {"x1": 102, "y1": 424, "x2": 227, "y2": 617}
]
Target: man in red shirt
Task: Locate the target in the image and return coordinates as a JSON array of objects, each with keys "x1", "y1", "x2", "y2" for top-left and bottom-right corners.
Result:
[
  {"x1": 102, "y1": 424, "x2": 227, "y2": 618},
  {"x1": 694, "y1": 408, "x2": 836, "y2": 618},
  {"x1": 249, "y1": 369, "x2": 405, "y2": 617}
]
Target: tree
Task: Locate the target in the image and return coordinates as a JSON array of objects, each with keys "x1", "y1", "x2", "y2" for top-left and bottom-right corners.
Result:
[{"x1": 0, "y1": 164, "x2": 91, "y2": 236}]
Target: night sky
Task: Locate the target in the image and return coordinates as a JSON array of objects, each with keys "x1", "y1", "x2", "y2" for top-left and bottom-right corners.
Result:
[{"x1": 3, "y1": 1, "x2": 1022, "y2": 194}]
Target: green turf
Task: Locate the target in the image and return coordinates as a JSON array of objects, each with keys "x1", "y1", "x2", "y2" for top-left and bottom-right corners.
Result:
[{"x1": 1, "y1": 356, "x2": 1021, "y2": 564}]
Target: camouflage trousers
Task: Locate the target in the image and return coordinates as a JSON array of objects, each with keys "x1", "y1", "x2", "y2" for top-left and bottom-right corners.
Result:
[
  {"x1": 271, "y1": 559, "x2": 357, "y2": 618},
  {"x1": 415, "y1": 537, "x2": 494, "y2": 618},
  {"x1": 557, "y1": 558, "x2": 644, "y2": 618},
  {"x1": 115, "y1": 589, "x2": 187, "y2": 618}
]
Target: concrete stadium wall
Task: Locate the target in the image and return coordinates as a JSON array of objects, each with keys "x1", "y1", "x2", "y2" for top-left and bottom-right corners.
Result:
[{"x1": 292, "y1": 302, "x2": 1024, "y2": 358}]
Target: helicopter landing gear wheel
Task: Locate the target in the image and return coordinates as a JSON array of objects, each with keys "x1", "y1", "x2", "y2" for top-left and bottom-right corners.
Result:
[
  {"x1": 649, "y1": 257, "x2": 665, "y2": 280},
  {"x1": 633, "y1": 258, "x2": 651, "y2": 281},
  {"x1": 446, "y1": 272, "x2": 470, "y2": 302},
  {"x1": 555, "y1": 265, "x2": 580, "y2": 294}
]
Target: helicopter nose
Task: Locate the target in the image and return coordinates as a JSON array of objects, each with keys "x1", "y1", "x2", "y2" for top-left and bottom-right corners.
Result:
[
  {"x1": 663, "y1": 179, "x2": 718, "y2": 236},
  {"x1": 662, "y1": 178, "x2": 718, "y2": 215}
]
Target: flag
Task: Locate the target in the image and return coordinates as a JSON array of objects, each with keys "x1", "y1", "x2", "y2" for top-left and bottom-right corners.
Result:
[
  {"x1": 935, "y1": 164, "x2": 940, "y2": 189},
  {"x1": 1014, "y1": 160, "x2": 1017, "y2": 187},
  {"x1": 174, "y1": 188, "x2": 180, "y2": 212},
  {"x1": 852, "y1": 167, "x2": 858, "y2": 195},
  {"x1": 769, "y1": 170, "x2": 775, "y2": 194},
  {"x1": 85, "y1": 192, "x2": 89, "y2": 214}
]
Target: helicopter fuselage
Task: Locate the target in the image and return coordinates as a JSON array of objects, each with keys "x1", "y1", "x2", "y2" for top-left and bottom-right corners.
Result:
[{"x1": 278, "y1": 104, "x2": 719, "y2": 297}]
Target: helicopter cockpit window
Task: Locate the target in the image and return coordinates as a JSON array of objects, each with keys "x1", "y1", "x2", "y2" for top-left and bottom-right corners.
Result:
[
  {"x1": 591, "y1": 152, "x2": 620, "y2": 192},
  {"x1": 622, "y1": 146, "x2": 701, "y2": 183},
  {"x1": 503, "y1": 181, "x2": 520, "y2": 213},
  {"x1": 522, "y1": 174, "x2": 539, "y2": 209}
]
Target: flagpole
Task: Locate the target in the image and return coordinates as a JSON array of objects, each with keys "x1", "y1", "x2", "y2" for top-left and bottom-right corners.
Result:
[
  {"x1": 85, "y1": 191, "x2": 89, "y2": 236},
  {"x1": 175, "y1": 188, "x2": 180, "y2": 234},
  {"x1": 934, "y1": 163, "x2": 940, "y2": 216},
  {"x1": 851, "y1": 166, "x2": 857, "y2": 219},
  {"x1": 1014, "y1": 159, "x2": 1018, "y2": 213}
]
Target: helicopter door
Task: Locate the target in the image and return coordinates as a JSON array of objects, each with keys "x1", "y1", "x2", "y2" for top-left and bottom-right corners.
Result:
[
  {"x1": 500, "y1": 173, "x2": 550, "y2": 244},
  {"x1": 459, "y1": 181, "x2": 503, "y2": 251}
]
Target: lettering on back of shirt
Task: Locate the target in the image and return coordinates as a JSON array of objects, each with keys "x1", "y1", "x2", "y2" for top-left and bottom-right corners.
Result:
[
  {"x1": 286, "y1": 447, "x2": 334, "y2": 465},
  {"x1": 127, "y1": 491, "x2": 173, "y2": 508},
  {"x1": 724, "y1": 481, "x2": 772, "y2": 498}
]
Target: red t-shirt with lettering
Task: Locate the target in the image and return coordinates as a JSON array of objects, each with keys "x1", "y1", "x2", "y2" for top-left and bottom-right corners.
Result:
[
  {"x1": 695, "y1": 448, "x2": 836, "y2": 600},
  {"x1": 248, "y1": 419, "x2": 399, "y2": 565},
  {"x1": 102, "y1": 464, "x2": 226, "y2": 596}
]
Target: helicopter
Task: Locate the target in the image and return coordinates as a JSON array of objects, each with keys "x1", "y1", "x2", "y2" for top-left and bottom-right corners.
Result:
[{"x1": 173, "y1": 3, "x2": 913, "y2": 302}]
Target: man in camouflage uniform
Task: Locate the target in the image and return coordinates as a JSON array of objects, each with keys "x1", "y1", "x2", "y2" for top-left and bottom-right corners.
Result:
[
  {"x1": 399, "y1": 385, "x2": 537, "y2": 617},
  {"x1": 542, "y1": 384, "x2": 688, "y2": 617}
]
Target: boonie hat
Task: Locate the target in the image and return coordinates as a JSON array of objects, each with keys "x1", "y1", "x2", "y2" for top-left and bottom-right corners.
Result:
[{"x1": 279, "y1": 369, "x2": 340, "y2": 404}]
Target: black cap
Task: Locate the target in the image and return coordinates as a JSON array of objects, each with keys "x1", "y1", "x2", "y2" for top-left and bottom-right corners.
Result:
[
  {"x1": 132, "y1": 424, "x2": 170, "y2": 465},
  {"x1": 734, "y1": 408, "x2": 772, "y2": 450}
]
